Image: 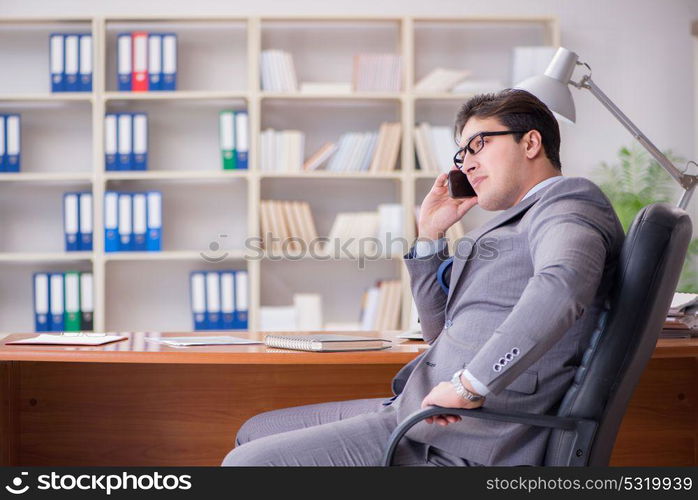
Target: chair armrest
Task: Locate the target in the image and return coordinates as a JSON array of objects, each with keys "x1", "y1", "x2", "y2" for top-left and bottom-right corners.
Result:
[{"x1": 382, "y1": 406, "x2": 597, "y2": 466}]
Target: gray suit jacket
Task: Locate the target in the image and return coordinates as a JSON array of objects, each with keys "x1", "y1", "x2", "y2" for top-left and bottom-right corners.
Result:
[{"x1": 391, "y1": 176, "x2": 624, "y2": 466}]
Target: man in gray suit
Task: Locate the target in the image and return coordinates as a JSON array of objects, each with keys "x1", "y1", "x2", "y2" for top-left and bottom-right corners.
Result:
[{"x1": 222, "y1": 89, "x2": 624, "y2": 466}]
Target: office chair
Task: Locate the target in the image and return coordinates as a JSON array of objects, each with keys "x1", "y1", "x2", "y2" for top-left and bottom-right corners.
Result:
[{"x1": 383, "y1": 203, "x2": 692, "y2": 466}]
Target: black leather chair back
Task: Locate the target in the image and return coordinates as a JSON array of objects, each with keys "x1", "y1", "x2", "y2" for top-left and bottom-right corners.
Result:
[{"x1": 544, "y1": 203, "x2": 692, "y2": 465}]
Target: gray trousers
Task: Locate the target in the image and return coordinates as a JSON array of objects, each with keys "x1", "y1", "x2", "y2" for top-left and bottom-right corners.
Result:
[{"x1": 221, "y1": 398, "x2": 484, "y2": 466}]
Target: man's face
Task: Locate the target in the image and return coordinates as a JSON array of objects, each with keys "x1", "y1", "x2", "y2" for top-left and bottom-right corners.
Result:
[{"x1": 458, "y1": 116, "x2": 529, "y2": 211}]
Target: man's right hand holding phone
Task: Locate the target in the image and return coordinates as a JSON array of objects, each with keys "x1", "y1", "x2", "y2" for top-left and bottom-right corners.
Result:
[{"x1": 418, "y1": 172, "x2": 478, "y2": 240}]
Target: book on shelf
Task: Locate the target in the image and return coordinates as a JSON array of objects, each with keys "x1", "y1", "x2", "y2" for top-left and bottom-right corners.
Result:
[
  {"x1": 353, "y1": 54, "x2": 402, "y2": 92},
  {"x1": 261, "y1": 50, "x2": 298, "y2": 92},
  {"x1": 33, "y1": 271, "x2": 94, "y2": 332},
  {"x1": 359, "y1": 279, "x2": 402, "y2": 331},
  {"x1": 303, "y1": 142, "x2": 338, "y2": 170},
  {"x1": 49, "y1": 33, "x2": 92, "y2": 92},
  {"x1": 260, "y1": 200, "x2": 318, "y2": 252},
  {"x1": 260, "y1": 129, "x2": 305, "y2": 172},
  {"x1": 413, "y1": 122, "x2": 455, "y2": 173},
  {"x1": 0, "y1": 114, "x2": 21, "y2": 172},
  {"x1": 264, "y1": 333, "x2": 391, "y2": 352},
  {"x1": 368, "y1": 122, "x2": 401, "y2": 172},
  {"x1": 414, "y1": 68, "x2": 471, "y2": 93},
  {"x1": 300, "y1": 82, "x2": 352, "y2": 94},
  {"x1": 450, "y1": 79, "x2": 504, "y2": 95},
  {"x1": 117, "y1": 32, "x2": 177, "y2": 92}
]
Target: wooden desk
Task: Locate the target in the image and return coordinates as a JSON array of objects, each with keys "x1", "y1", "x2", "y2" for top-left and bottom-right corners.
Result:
[{"x1": 0, "y1": 332, "x2": 695, "y2": 466}]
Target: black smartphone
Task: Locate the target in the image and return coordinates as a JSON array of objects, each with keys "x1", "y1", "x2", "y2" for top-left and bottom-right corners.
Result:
[{"x1": 448, "y1": 170, "x2": 476, "y2": 198}]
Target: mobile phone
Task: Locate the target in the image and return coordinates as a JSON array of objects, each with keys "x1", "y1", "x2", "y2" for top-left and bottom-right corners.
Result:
[{"x1": 448, "y1": 170, "x2": 476, "y2": 198}]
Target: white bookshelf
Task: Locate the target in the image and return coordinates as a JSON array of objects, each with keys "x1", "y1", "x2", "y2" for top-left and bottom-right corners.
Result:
[{"x1": 0, "y1": 15, "x2": 558, "y2": 334}]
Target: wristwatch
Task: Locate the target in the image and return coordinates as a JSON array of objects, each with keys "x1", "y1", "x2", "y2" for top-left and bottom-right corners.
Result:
[{"x1": 451, "y1": 368, "x2": 485, "y2": 402}]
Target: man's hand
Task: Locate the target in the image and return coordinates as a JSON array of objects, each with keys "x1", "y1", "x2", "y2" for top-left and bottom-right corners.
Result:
[
  {"x1": 420, "y1": 378, "x2": 485, "y2": 426},
  {"x1": 418, "y1": 171, "x2": 478, "y2": 240}
]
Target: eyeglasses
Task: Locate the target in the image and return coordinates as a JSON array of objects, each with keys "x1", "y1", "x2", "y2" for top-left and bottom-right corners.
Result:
[{"x1": 453, "y1": 130, "x2": 529, "y2": 169}]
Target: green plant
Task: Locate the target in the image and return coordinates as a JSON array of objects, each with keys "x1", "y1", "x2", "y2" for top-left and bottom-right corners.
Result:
[{"x1": 595, "y1": 145, "x2": 698, "y2": 292}]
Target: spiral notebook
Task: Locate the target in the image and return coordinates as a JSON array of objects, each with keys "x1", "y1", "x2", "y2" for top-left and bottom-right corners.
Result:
[{"x1": 264, "y1": 334, "x2": 391, "y2": 352}]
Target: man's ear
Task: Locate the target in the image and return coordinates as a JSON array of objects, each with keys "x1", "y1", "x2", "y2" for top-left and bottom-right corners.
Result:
[{"x1": 524, "y1": 130, "x2": 543, "y2": 160}]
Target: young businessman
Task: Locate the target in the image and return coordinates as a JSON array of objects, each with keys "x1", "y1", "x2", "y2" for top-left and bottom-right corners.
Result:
[{"x1": 221, "y1": 89, "x2": 624, "y2": 466}]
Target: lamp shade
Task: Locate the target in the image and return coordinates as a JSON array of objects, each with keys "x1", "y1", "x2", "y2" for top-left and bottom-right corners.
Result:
[{"x1": 514, "y1": 47, "x2": 579, "y2": 123}]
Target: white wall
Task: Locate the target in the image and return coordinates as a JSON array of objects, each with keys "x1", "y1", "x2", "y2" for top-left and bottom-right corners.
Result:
[{"x1": 2, "y1": 0, "x2": 697, "y2": 211}]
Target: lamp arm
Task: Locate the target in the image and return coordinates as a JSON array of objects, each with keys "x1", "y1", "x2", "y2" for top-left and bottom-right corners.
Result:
[{"x1": 577, "y1": 75, "x2": 698, "y2": 209}]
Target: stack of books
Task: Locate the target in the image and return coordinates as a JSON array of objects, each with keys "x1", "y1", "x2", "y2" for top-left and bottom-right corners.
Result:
[
  {"x1": 104, "y1": 113, "x2": 148, "y2": 171},
  {"x1": 259, "y1": 129, "x2": 305, "y2": 172},
  {"x1": 663, "y1": 292, "x2": 698, "y2": 337},
  {"x1": 190, "y1": 270, "x2": 248, "y2": 330},
  {"x1": 414, "y1": 68, "x2": 471, "y2": 93},
  {"x1": 104, "y1": 191, "x2": 162, "y2": 252},
  {"x1": 414, "y1": 122, "x2": 457, "y2": 173},
  {"x1": 326, "y1": 122, "x2": 401, "y2": 172},
  {"x1": 359, "y1": 279, "x2": 402, "y2": 331},
  {"x1": 322, "y1": 204, "x2": 404, "y2": 257},
  {"x1": 260, "y1": 50, "x2": 298, "y2": 92},
  {"x1": 0, "y1": 114, "x2": 21, "y2": 172},
  {"x1": 63, "y1": 192, "x2": 93, "y2": 251},
  {"x1": 218, "y1": 110, "x2": 249, "y2": 170},
  {"x1": 259, "y1": 293, "x2": 323, "y2": 331},
  {"x1": 259, "y1": 200, "x2": 318, "y2": 252},
  {"x1": 33, "y1": 272, "x2": 93, "y2": 332},
  {"x1": 353, "y1": 54, "x2": 402, "y2": 92},
  {"x1": 49, "y1": 33, "x2": 92, "y2": 92},
  {"x1": 117, "y1": 32, "x2": 177, "y2": 91}
]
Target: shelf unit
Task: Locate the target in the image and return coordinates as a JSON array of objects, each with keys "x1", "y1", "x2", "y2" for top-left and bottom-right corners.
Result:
[{"x1": 0, "y1": 15, "x2": 559, "y2": 334}]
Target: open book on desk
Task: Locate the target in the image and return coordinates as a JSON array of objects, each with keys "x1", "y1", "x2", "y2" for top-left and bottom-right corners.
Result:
[{"x1": 5, "y1": 333, "x2": 127, "y2": 346}]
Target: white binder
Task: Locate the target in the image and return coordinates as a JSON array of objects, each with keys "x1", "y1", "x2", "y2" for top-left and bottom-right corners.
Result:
[
  {"x1": 63, "y1": 192, "x2": 79, "y2": 251},
  {"x1": 79, "y1": 34, "x2": 92, "y2": 90},
  {"x1": 132, "y1": 192, "x2": 147, "y2": 251},
  {"x1": 118, "y1": 193, "x2": 133, "y2": 250},
  {"x1": 104, "y1": 191, "x2": 119, "y2": 252},
  {"x1": 132, "y1": 113, "x2": 148, "y2": 170},
  {"x1": 205, "y1": 271, "x2": 221, "y2": 329},
  {"x1": 64, "y1": 34, "x2": 79, "y2": 91},
  {"x1": 49, "y1": 34, "x2": 64, "y2": 91},
  {"x1": 117, "y1": 113, "x2": 132, "y2": 170},
  {"x1": 190, "y1": 272, "x2": 207, "y2": 330},
  {"x1": 117, "y1": 33, "x2": 132, "y2": 90},
  {"x1": 147, "y1": 34, "x2": 162, "y2": 90},
  {"x1": 78, "y1": 192, "x2": 93, "y2": 250},
  {"x1": 104, "y1": 114, "x2": 117, "y2": 170}
]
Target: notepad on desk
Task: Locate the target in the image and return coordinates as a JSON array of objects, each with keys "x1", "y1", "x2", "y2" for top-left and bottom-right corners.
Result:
[
  {"x1": 5, "y1": 333, "x2": 127, "y2": 346},
  {"x1": 145, "y1": 336, "x2": 262, "y2": 347},
  {"x1": 264, "y1": 334, "x2": 391, "y2": 352}
]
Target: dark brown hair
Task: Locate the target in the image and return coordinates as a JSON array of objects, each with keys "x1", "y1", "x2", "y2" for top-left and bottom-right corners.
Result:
[{"x1": 454, "y1": 89, "x2": 562, "y2": 171}]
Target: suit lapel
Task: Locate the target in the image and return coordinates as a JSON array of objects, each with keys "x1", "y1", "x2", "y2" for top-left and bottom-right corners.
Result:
[{"x1": 445, "y1": 191, "x2": 544, "y2": 309}]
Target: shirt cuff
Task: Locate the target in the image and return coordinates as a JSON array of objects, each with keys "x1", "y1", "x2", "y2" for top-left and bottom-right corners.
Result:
[
  {"x1": 413, "y1": 238, "x2": 447, "y2": 258},
  {"x1": 463, "y1": 368, "x2": 491, "y2": 396}
]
